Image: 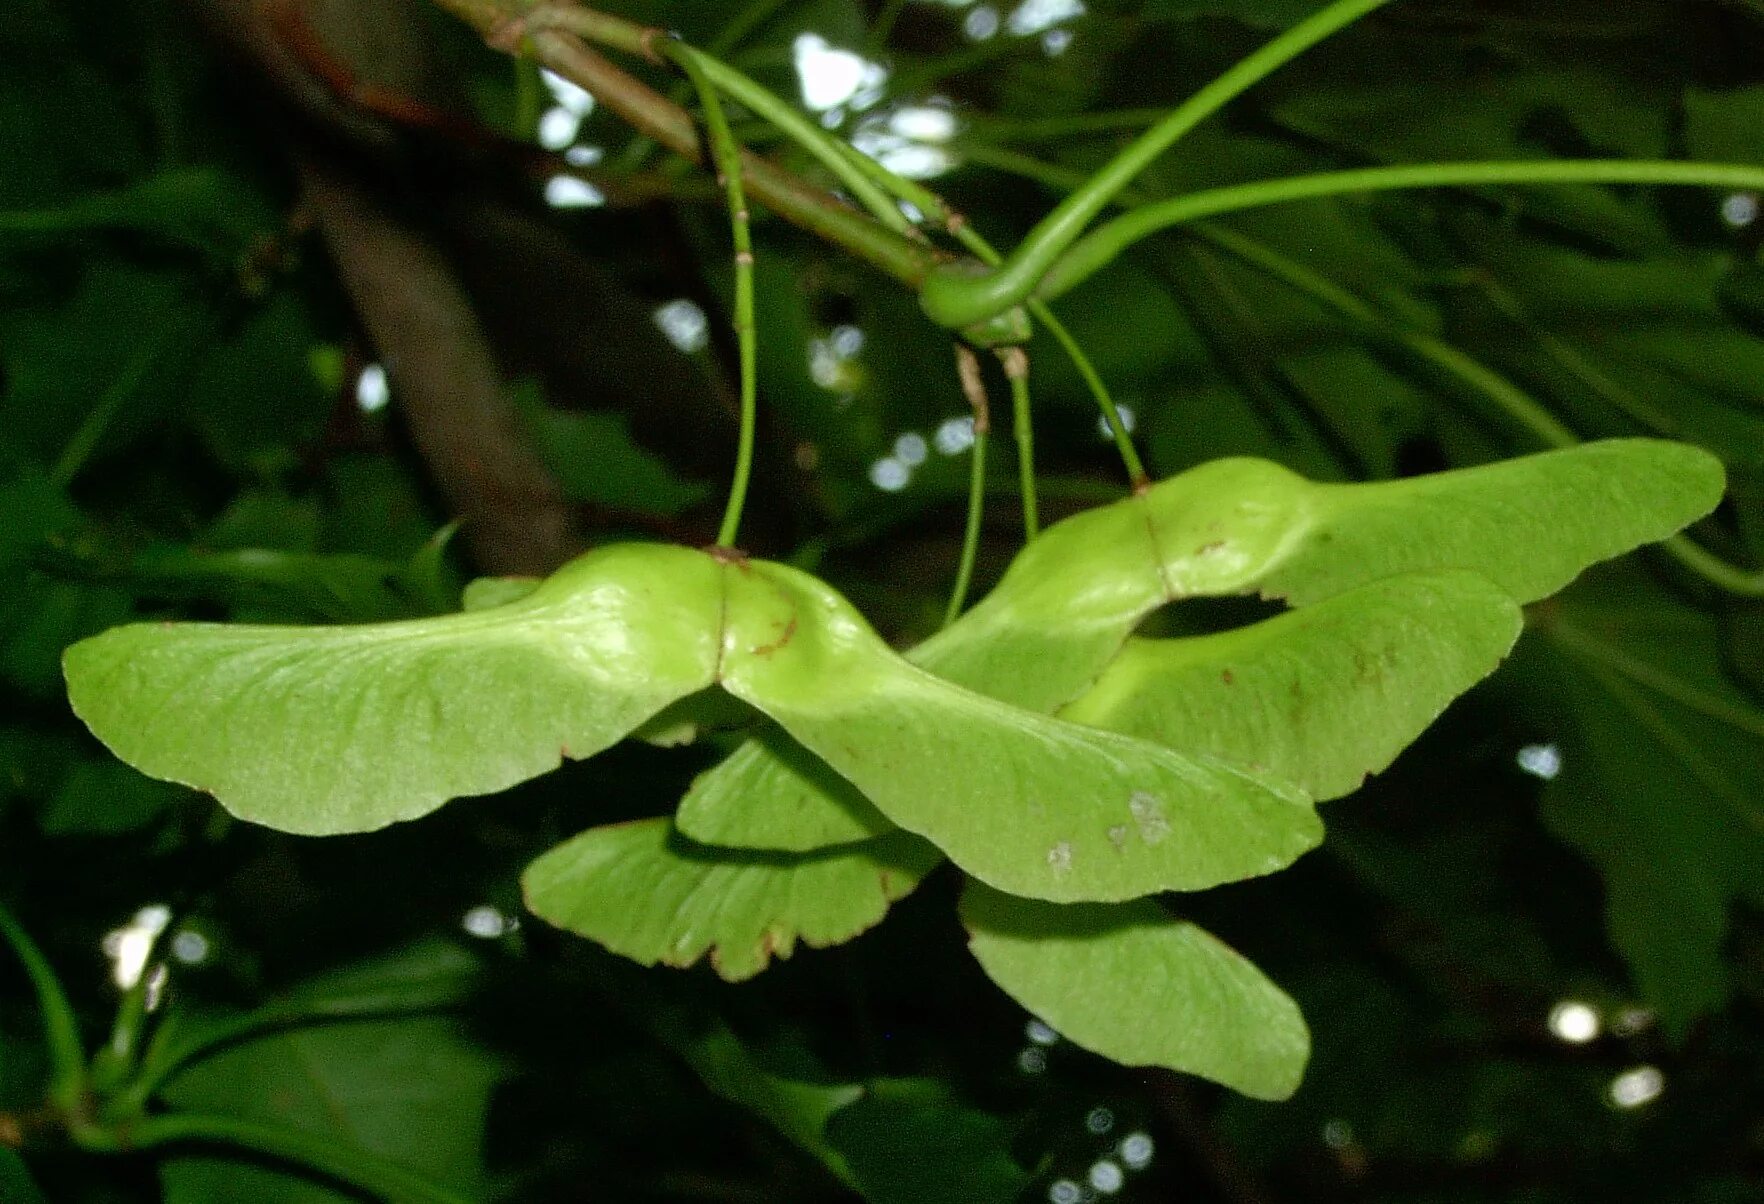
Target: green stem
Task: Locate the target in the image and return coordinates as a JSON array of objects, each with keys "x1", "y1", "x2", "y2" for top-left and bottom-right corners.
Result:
[
  {"x1": 1028, "y1": 300, "x2": 1148, "y2": 489},
  {"x1": 669, "y1": 43, "x2": 761, "y2": 549},
  {"x1": 822, "y1": 139, "x2": 1149, "y2": 486},
  {"x1": 1002, "y1": 350, "x2": 1039, "y2": 538},
  {"x1": 946, "y1": 347, "x2": 990, "y2": 626},
  {"x1": 82, "y1": 1113, "x2": 470, "y2": 1204},
  {"x1": 672, "y1": 44, "x2": 913, "y2": 235},
  {"x1": 1039, "y1": 159, "x2": 1764, "y2": 305},
  {"x1": 0, "y1": 903, "x2": 87, "y2": 1112},
  {"x1": 918, "y1": 0, "x2": 1396, "y2": 327}
]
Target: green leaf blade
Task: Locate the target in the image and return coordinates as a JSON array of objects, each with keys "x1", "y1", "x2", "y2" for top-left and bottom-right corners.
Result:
[
  {"x1": 961, "y1": 883, "x2": 1309, "y2": 1100},
  {"x1": 1060, "y1": 571, "x2": 1524, "y2": 800},
  {"x1": 523, "y1": 818, "x2": 940, "y2": 981},
  {"x1": 63, "y1": 544, "x2": 723, "y2": 834},
  {"x1": 726, "y1": 562, "x2": 1323, "y2": 903}
]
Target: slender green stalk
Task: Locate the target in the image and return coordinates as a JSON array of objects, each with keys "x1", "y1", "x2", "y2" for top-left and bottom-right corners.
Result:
[
  {"x1": 672, "y1": 45, "x2": 913, "y2": 235},
  {"x1": 0, "y1": 904, "x2": 86, "y2": 1112},
  {"x1": 823, "y1": 140, "x2": 1150, "y2": 486},
  {"x1": 918, "y1": 0, "x2": 1396, "y2": 327},
  {"x1": 1028, "y1": 301, "x2": 1148, "y2": 489},
  {"x1": 669, "y1": 44, "x2": 761, "y2": 549},
  {"x1": 946, "y1": 347, "x2": 991, "y2": 625},
  {"x1": 1039, "y1": 159, "x2": 1764, "y2": 305},
  {"x1": 1000, "y1": 349, "x2": 1039, "y2": 537},
  {"x1": 80, "y1": 1112, "x2": 469, "y2": 1204}
]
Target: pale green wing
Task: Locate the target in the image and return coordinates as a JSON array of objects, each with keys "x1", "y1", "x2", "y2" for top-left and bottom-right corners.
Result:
[
  {"x1": 681, "y1": 440, "x2": 1721, "y2": 853},
  {"x1": 721, "y1": 561, "x2": 1322, "y2": 904},
  {"x1": 675, "y1": 726, "x2": 895, "y2": 850},
  {"x1": 522, "y1": 818, "x2": 939, "y2": 981},
  {"x1": 961, "y1": 883, "x2": 1309, "y2": 1101},
  {"x1": 1060, "y1": 572, "x2": 1524, "y2": 801},
  {"x1": 1259, "y1": 439, "x2": 1726, "y2": 606},
  {"x1": 62, "y1": 544, "x2": 723, "y2": 834}
]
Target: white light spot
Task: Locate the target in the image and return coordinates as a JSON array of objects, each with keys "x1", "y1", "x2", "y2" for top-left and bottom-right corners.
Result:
[
  {"x1": 1322, "y1": 1119, "x2": 1355, "y2": 1149},
  {"x1": 1517, "y1": 743, "x2": 1563, "y2": 780},
  {"x1": 544, "y1": 175, "x2": 606, "y2": 209},
  {"x1": 356, "y1": 363, "x2": 390, "y2": 413},
  {"x1": 1008, "y1": 0, "x2": 1085, "y2": 36},
  {"x1": 1026, "y1": 1018, "x2": 1060, "y2": 1045},
  {"x1": 1085, "y1": 1106, "x2": 1115, "y2": 1134},
  {"x1": 830, "y1": 324, "x2": 866, "y2": 359},
  {"x1": 170, "y1": 930, "x2": 210, "y2": 965},
  {"x1": 889, "y1": 105, "x2": 958, "y2": 142},
  {"x1": 538, "y1": 106, "x2": 581, "y2": 151},
  {"x1": 103, "y1": 904, "x2": 172, "y2": 990},
  {"x1": 1118, "y1": 1131, "x2": 1154, "y2": 1170},
  {"x1": 654, "y1": 299, "x2": 710, "y2": 354},
  {"x1": 1048, "y1": 1178, "x2": 1082, "y2": 1204},
  {"x1": 965, "y1": 5, "x2": 1001, "y2": 39},
  {"x1": 564, "y1": 144, "x2": 604, "y2": 167},
  {"x1": 935, "y1": 416, "x2": 976, "y2": 455},
  {"x1": 1609, "y1": 1064, "x2": 1664, "y2": 1109},
  {"x1": 1611, "y1": 1005, "x2": 1655, "y2": 1038},
  {"x1": 1097, "y1": 404, "x2": 1136, "y2": 439},
  {"x1": 792, "y1": 34, "x2": 889, "y2": 112},
  {"x1": 541, "y1": 69, "x2": 595, "y2": 117},
  {"x1": 1017, "y1": 1046, "x2": 1049, "y2": 1074},
  {"x1": 1548, "y1": 1000, "x2": 1601, "y2": 1044},
  {"x1": 1088, "y1": 1159, "x2": 1125, "y2": 1195},
  {"x1": 1042, "y1": 27, "x2": 1074, "y2": 54},
  {"x1": 870, "y1": 457, "x2": 911, "y2": 491},
  {"x1": 894, "y1": 432, "x2": 929, "y2": 466},
  {"x1": 1721, "y1": 192, "x2": 1759, "y2": 228},
  {"x1": 462, "y1": 905, "x2": 512, "y2": 939}
]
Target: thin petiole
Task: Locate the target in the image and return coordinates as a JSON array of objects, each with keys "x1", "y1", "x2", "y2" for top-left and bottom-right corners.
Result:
[
  {"x1": 668, "y1": 43, "x2": 761, "y2": 550},
  {"x1": 824, "y1": 138, "x2": 1150, "y2": 490},
  {"x1": 946, "y1": 346, "x2": 991, "y2": 625},
  {"x1": 999, "y1": 348, "x2": 1039, "y2": 538}
]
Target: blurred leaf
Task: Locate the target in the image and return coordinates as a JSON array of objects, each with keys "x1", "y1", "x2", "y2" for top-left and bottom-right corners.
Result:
[
  {"x1": 826, "y1": 1078, "x2": 1031, "y2": 1204},
  {"x1": 511, "y1": 381, "x2": 710, "y2": 517},
  {"x1": 646, "y1": 1011, "x2": 861, "y2": 1183},
  {"x1": 0, "y1": 1148, "x2": 47, "y2": 1204},
  {"x1": 157, "y1": 1013, "x2": 503, "y2": 1204},
  {"x1": 962, "y1": 882, "x2": 1309, "y2": 1099},
  {"x1": 523, "y1": 818, "x2": 938, "y2": 980},
  {"x1": 1529, "y1": 570, "x2": 1764, "y2": 1034}
]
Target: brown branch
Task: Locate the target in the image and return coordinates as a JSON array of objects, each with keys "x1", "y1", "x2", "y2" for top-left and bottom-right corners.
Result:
[
  {"x1": 425, "y1": 0, "x2": 942, "y2": 287},
  {"x1": 297, "y1": 148, "x2": 587, "y2": 575}
]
